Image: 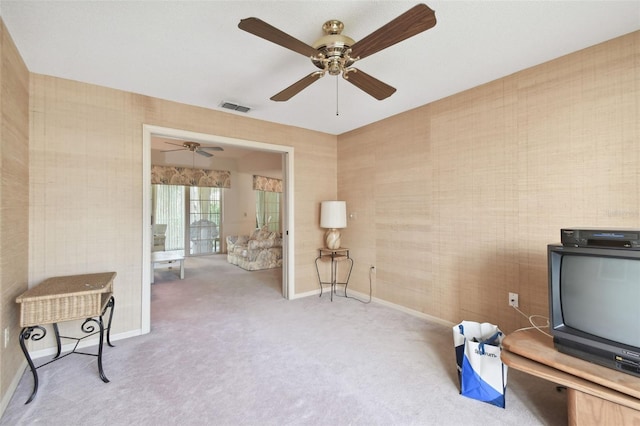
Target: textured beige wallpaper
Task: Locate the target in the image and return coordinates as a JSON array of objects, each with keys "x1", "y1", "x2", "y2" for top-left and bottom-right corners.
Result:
[
  {"x1": 338, "y1": 31, "x2": 639, "y2": 333},
  {"x1": 0, "y1": 20, "x2": 29, "y2": 406}
]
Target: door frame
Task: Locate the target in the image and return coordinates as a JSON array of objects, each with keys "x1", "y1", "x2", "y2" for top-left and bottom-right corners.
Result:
[{"x1": 142, "y1": 125, "x2": 295, "y2": 333}]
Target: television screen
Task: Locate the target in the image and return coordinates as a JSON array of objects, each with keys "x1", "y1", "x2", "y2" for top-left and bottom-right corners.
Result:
[{"x1": 561, "y1": 255, "x2": 640, "y2": 348}]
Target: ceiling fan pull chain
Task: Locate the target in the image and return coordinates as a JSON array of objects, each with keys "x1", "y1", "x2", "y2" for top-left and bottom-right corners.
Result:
[{"x1": 336, "y1": 75, "x2": 339, "y2": 116}]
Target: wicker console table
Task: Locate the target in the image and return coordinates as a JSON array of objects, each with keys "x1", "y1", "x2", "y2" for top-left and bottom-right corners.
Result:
[{"x1": 16, "y1": 272, "x2": 116, "y2": 404}]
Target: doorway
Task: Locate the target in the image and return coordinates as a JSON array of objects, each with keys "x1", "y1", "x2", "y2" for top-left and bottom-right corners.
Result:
[{"x1": 142, "y1": 125, "x2": 295, "y2": 334}]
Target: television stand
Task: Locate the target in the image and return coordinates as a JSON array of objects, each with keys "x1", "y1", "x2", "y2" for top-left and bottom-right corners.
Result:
[{"x1": 501, "y1": 329, "x2": 640, "y2": 425}]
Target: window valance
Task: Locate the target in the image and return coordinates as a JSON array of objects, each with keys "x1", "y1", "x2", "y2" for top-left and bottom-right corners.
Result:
[
  {"x1": 151, "y1": 165, "x2": 231, "y2": 188},
  {"x1": 253, "y1": 175, "x2": 282, "y2": 193}
]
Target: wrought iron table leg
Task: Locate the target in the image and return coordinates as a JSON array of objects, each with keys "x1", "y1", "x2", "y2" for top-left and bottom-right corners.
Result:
[
  {"x1": 19, "y1": 326, "x2": 46, "y2": 405},
  {"x1": 331, "y1": 258, "x2": 337, "y2": 301},
  {"x1": 82, "y1": 317, "x2": 109, "y2": 383},
  {"x1": 97, "y1": 317, "x2": 109, "y2": 383},
  {"x1": 103, "y1": 296, "x2": 115, "y2": 347},
  {"x1": 341, "y1": 257, "x2": 354, "y2": 297},
  {"x1": 52, "y1": 323, "x2": 62, "y2": 359},
  {"x1": 315, "y1": 257, "x2": 324, "y2": 298}
]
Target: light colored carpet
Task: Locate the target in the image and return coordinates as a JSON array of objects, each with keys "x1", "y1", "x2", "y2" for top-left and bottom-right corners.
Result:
[{"x1": 1, "y1": 255, "x2": 567, "y2": 425}]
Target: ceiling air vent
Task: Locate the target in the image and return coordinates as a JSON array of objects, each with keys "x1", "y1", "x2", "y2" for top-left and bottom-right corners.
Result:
[{"x1": 221, "y1": 102, "x2": 251, "y2": 113}]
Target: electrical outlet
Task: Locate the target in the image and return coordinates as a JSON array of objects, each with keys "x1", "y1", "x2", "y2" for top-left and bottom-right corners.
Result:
[
  {"x1": 508, "y1": 292, "x2": 519, "y2": 308},
  {"x1": 4, "y1": 328, "x2": 9, "y2": 348}
]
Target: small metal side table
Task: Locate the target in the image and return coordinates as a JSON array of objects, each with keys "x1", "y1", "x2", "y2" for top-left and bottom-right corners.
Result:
[{"x1": 315, "y1": 248, "x2": 354, "y2": 301}]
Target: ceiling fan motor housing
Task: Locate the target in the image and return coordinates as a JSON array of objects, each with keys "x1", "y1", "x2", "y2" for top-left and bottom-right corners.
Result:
[
  {"x1": 183, "y1": 142, "x2": 200, "y2": 152},
  {"x1": 312, "y1": 20, "x2": 355, "y2": 75}
]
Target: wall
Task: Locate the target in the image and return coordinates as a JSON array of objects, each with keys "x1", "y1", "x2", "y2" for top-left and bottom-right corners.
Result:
[
  {"x1": 0, "y1": 20, "x2": 29, "y2": 410},
  {"x1": 338, "y1": 31, "x2": 639, "y2": 333},
  {"x1": 26, "y1": 76, "x2": 336, "y2": 351}
]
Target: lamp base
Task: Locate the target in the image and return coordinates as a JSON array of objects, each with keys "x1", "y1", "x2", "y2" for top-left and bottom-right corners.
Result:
[{"x1": 325, "y1": 229, "x2": 341, "y2": 249}]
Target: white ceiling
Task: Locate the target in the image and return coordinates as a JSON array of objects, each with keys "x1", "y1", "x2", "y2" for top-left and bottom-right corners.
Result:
[{"x1": 2, "y1": 1, "x2": 639, "y2": 135}]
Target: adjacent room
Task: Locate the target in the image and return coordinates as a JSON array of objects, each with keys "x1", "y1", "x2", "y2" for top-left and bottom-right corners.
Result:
[
  {"x1": 0, "y1": 1, "x2": 638, "y2": 424},
  {"x1": 149, "y1": 135, "x2": 286, "y2": 281}
]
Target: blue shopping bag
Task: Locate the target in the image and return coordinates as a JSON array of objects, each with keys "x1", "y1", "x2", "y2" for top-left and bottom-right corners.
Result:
[{"x1": 453, "y1": 320, "x2": 508, "y2": 408}]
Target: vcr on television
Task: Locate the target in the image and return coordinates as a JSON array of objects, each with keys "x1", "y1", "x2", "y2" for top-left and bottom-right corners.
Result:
[{"x1": 561, "y1": 228, "x2": 640, "y2": 249}]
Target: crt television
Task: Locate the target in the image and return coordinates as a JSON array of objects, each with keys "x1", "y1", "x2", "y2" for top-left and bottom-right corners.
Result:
[{"x1": 548, "y1": 243, "x2": 640, "y2": 376}]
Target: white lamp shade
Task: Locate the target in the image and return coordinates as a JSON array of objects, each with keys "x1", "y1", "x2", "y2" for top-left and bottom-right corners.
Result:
[{"x1": 320, "y1": 201, "x2": 347, "y2": 229}]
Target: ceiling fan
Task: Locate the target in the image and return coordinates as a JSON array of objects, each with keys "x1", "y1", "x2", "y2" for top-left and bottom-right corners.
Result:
[
  {"x1": 238, "y1": 3, "x2": 436, "y2": 102},
  {"x1": 164, "y1": 141, "x2": 224, "y2": 158}
]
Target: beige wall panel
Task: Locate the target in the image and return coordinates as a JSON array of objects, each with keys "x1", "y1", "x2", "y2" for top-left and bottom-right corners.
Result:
[
  {"x1": 512, "y1": 33, "x2": 640, "y2": 324},
  {"x1": 339, "y1": 106, "x2": 434, "y2": 312},
  {"x1": 338, "y1": 31, "x2": 639, "y2": 332},
  {"x1": 28, "y1": 76, "x2": 143, "y2": 344},
  {"x1": 294, "y1": 136, "x2": 338, "y2": 293},
  {"x1": 0, "y1": 19, "x2": 29, "y2": 405},
  {"x1": 430, "y1": 78, "x2": 521, "y2": 327},
  {"x1": 337, "y1": 126, "x2": 377, "y2": 295}
]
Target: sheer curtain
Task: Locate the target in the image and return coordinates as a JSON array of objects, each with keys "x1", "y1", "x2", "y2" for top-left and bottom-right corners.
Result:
[
  {"x1": 253, "y1": 175, "x2": 282, "y2": 233},
  {"x1": 255, "y1": 190, "x2": 280, "y2": 233},
  {"x1": 152, "y1": 184, "x2": 185, "y2": 250}
]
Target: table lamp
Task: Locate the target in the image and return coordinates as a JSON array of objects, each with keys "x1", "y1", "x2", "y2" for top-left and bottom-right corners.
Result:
[{"x1": 320, "y1": 201, "x2": 347, "y2": 249}]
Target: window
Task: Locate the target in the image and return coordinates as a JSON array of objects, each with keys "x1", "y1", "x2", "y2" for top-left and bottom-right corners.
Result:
[
  {"x1": 152, "y1": 184, "x2": 185, "y2": 251},
  {"x1": 152, "y1": 184, "x2": 222, "y2": 255},
  {"x1": 256, "y1": 190, "x2": 280, "y2": 233},
  {"x1": 189, "y1": 187, "x2": 222, "y2": 255}
]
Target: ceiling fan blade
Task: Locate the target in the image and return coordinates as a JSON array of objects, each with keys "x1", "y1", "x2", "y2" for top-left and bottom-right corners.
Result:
[
  {"x1": 349, "y1": 4, "x2": 436, "y2": 60},
  {"x1": 239, "y1": 17, "x2": 318, "y2": 58},
  {"x1": 343, "y1": 68, "x2": 396, "y2": 100},
  {"x1": 201, "y1": 146, "x2": 224, "y2": 152},
  {"x1": 271, "y1": 72, "x2": 324, "y2": 102},
  {"x1": 196, "y1": 150, "x2": 213, "y2": 158}
]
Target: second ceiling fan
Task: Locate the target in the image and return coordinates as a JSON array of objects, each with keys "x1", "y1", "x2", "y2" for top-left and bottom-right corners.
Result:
[
  {"x1": 164, "y1": 141, "x2": 224, "y2": 158},
  {"x1": 238, "y1": 3, "x2": 437, "y2": 102}
]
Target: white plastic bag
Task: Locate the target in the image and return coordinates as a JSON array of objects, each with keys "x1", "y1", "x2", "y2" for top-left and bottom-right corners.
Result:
[{"x1": 453, "y1": 320, "x2": 508, "y2": 408}]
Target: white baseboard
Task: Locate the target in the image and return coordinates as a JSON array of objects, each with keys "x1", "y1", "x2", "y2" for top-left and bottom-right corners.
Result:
[
  {"x1": 347, "y1": 289, "x2": 455, "y2": 328},
  {"x1": 290, "y1": 288, "x2": 320, "y2": 299},
  {"x1": 0, "y1": 359, "x2": 27, "y2": 417},
  {"x1": 293, "y1": 287, "x2": 454, "y2": 328}
]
